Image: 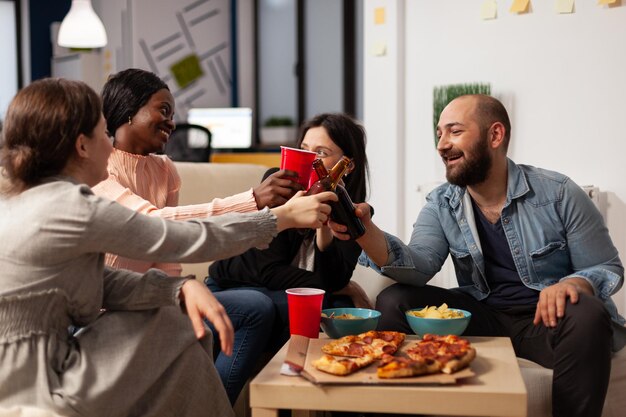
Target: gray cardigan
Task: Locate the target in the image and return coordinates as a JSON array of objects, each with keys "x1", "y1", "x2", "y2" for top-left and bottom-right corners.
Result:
[{"x1": 0, "y1": 177, "x2": 277, "y2": 417}]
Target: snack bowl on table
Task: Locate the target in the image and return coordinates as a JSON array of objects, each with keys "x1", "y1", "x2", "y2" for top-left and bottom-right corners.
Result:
[
  {"x1": 320, "y1": 307, "x2": 381, "y2": 339},
  {"x1": 405, "y1": 307, "x2": 471, "y2": 336}
]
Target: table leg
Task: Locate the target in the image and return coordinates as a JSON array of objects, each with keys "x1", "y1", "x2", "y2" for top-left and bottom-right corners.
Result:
[{"x1": 251, "y1": 408, "x2": 278, "y2": 417}]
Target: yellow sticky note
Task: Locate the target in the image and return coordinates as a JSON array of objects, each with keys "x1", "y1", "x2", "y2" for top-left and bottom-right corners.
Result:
[
  {"x1": 374, "y1": 7, "x2": 385, "y2": 25},
  {"x1": 598, "y1": 0, "x2": 616, "y2": 5},
  {"x1": 370, "y1": 41, "x2": 387, "y2": 57},
  {"x1": 481, "y1": 0, "x2": 498, "y2": 20},
  {"x1": 556, "y1": 0, "x2": 575, "y2": 13},
  {"x1": 510, "y1": 0, "x2": 530, "y2": 13}
]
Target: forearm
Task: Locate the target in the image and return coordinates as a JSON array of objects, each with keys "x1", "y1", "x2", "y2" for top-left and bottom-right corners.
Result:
[
  {"x1": 102, "y1": 267, "x2": 190, "y2": 310},
  {"x1": 356, "y1": 221, "x2": 390, "y2": 267},
  {"x1": 316, "y1": 226, "x2": 334, "y2": 252},
  {"x1": 94, "y1": 177, "x2": 258, "y2": 221}
]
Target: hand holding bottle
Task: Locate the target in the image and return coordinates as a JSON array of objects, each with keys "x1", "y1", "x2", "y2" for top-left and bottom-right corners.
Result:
[
  {"x1": 328, "y1": 202, "x2": 372, "y2": 240},
  {"x1": 271, "y1": 191, "x2": 337, "y2": 232},
  {"x1": 306, "y1": 157, "x2": 366, "y2": 239}
]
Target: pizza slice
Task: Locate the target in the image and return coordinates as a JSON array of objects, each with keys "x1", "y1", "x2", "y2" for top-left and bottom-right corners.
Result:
[
  {"x1": 357, "y1": 330, "x2": 406, "y2": 358},
  {"x1": 312, "y1": 354, "x2": 376, "y2": 376},
  {"x1": 406, "y1": 333, "x2": 476, "y2": 374},
  {"x1": 439, "y1": 343, "x2": 476, "y2": 374},
  {"x1": 321, "y1": 335, "x2": 375, "y2": 358},
  {"x1": 376, "y1": 354, "x2": 440, "y2": 378}
]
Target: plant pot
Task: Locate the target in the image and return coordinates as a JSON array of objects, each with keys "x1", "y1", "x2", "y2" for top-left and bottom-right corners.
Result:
[{"x1": 260, "y1": 126, "x2": 297, "y2": 146}]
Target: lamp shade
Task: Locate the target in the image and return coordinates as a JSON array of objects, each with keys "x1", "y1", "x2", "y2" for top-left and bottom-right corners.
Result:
[{"x1": 57, "y1": 0, "x2": 107, "y2": 48}]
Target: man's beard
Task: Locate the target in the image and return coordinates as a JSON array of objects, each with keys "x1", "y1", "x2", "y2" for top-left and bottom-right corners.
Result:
[{"x1": 444, "y1": 135, "x2": 492, "y2": 187}]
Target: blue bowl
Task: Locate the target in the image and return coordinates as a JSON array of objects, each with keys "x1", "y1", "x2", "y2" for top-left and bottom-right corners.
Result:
[
  {"x1": 405, "y1": 308, "x2": 472, "y2": 336},
  {"x1": 320, "y1": 308, "x2": 381, "y2": 339}
]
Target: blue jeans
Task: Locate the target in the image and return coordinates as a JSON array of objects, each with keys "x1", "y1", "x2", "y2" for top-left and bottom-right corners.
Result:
[{"x1": 204, "y1": 282, "x2": 275, "y2": 405}]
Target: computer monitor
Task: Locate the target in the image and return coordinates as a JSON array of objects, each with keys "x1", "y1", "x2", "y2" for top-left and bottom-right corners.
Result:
[{"x1": 187, "y1": 107, "x2": 253, "y2": 149}]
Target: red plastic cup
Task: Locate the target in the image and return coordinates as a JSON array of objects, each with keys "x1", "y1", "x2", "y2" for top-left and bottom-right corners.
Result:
[
  {"x1": 280, "y1": 146, "x2": 317, "y2": 189},
  {"x1": 285, "y1": 288, "x2": 325, "y2": 338}
]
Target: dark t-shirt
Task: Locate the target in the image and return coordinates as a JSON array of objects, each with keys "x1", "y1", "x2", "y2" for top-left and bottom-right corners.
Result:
[{"x1": 471, "y1": 199, "x2": 539, "y2": 307}]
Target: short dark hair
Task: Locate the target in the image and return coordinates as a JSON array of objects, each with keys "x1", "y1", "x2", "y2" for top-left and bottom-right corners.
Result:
[
  {"x1": 472, "y1": 94, "x2": 511, "y2": 150},
  {"x1": 297, "y1": 113, "x2": 369, "y2": 202},
  {"x1": 1, "y1": 78, "x2": 101, "y2": 192},
  {"x1": 101, "y1": 68, "x2": 169, "y2": 136}
]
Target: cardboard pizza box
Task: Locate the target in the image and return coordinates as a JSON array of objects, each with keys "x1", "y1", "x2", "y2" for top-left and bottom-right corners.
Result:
[{"x1": 283, "y1": 334, "x2": 474, "y2": 385}]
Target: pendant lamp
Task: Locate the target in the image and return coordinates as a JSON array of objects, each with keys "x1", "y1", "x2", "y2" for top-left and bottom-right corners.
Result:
[{"x1": 57, "y1": 0, "x2": 107, "y2": 48}]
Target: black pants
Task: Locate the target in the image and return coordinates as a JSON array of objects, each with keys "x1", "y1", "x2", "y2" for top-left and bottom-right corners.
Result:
[{"x1": 375, "y1": 284, "x2": 614, "y2": 417}]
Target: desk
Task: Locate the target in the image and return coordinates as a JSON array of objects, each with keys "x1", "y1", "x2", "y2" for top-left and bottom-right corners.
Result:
[
  {"x1": 210, "y1": 152, "x2": 281, "y2": 167},
  {"x1": 250, "y1": 336, "x2": 527, "y2": 417}
]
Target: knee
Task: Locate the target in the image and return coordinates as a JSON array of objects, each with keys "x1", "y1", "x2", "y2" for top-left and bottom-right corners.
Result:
[
  {"x1": 229, "y1": 290, "x2": 275, "y2": 325},
  {"x1": 246, "y1": 292, "x2": 275, "y2": 320},
  {"x1": 375, "y1": 283, "x2": 412, "y2": 312},
  {"x1": 564, "y1": 293, "x2": 611, "y2": 335}
]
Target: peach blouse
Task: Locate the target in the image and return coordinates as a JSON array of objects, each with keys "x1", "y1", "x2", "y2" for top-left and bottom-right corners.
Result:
[{"x1": 92, "y1": 148, "x2": 258, "y2": 276}]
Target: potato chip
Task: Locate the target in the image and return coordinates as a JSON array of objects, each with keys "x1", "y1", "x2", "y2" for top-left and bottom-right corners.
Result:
[
  {"x1": 407, "y1": 303, "x2": 464, "y2": 319},
  {"x1": 321, "y1": 312, "x2": 363, "y2": 320}
]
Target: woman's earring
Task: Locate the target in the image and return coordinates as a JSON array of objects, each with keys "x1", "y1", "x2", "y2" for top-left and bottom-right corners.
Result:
[{"x1": 128, "y1": 116, "x2": 132, "y2": 126}]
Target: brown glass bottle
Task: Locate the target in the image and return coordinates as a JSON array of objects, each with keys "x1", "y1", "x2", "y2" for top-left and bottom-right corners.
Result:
[
  {"x1": 305, "y1": 156, "x2": 351, "y2": 195},
  {"x1": 329, "y1": 184, "x2": 366, "y2": 240},
  {"x1": 306, "y1": 156, "x2": 365, "y2": 240}
]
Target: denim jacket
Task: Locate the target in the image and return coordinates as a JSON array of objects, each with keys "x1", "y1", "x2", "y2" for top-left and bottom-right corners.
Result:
[{"x1": 360, "y1": 159, "x2": 625, "y2": 326}]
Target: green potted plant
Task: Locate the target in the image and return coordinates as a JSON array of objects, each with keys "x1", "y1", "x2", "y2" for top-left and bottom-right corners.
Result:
[
  {"x1": 433, "y1": 83, "x2": 491, "y2": 147},
  {"x1": 260, "y1": 116, "x2": 297, "y2": 145}
]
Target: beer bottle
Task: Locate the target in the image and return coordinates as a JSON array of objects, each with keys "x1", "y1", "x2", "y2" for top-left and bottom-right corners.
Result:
[
  {"x1": 305, "y1": 156, "x2": 351, "y2": 195},
  {"x1": 307, "y1": 158, "x2": 329, "y2": 192},
  {"x1": 329, "y1": 183, "x2": 366, "y2": 240},
  {"x1": 306, "y1": 156, "x2": 366, "y2": 240}
]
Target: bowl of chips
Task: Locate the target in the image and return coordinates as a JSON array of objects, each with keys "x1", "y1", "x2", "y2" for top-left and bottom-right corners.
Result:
[
  {"x1": 320, "y1": 307, "x2": 381, "y2": 339},
  {"x1": 405, "y1": 304, "x2": 471, "y2": 336}
]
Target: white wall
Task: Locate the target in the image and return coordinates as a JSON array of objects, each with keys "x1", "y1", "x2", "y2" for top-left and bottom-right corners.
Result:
[
  {"x1": 363, "y1": 0, "x2": 405, "y2": 235},
  {"x1": 363, "y1": 0, "x2": 626, "y2": 315}
]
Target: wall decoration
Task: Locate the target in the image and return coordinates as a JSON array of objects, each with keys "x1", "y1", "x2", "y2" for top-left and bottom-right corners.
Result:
[
  {"x1": 129, "y1": 0, "x2": 232, "y2": 120},
  {"x1": 170, "y1": 54, "x2": 204, "y2": 89}
]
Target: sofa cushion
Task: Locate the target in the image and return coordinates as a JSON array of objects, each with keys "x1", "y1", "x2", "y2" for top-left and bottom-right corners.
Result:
[{"x1": 174, "y1": 162, "x2": 268, "y2": 205}]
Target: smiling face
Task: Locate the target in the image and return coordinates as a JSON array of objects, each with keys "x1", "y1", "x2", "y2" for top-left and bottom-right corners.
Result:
[
  {"x1": 300, "y1": 126, "x2": 345, "y2": 171},
  {"x1": 122, "y1": 88, "x2": 175, "y2": 155},
  {"x1": 436, "y1": 97, "x2": 493, "y2": 187}
]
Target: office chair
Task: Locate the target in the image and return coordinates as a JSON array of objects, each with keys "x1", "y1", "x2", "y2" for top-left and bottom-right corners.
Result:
[{"x1": 163, "y1": 123, "x2": 212, "y2": 162}]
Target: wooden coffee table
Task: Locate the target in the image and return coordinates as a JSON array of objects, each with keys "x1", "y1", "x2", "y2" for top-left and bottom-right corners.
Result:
[{"x1": 249, "y1": 336, "x2": 527, "y2": 417}]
